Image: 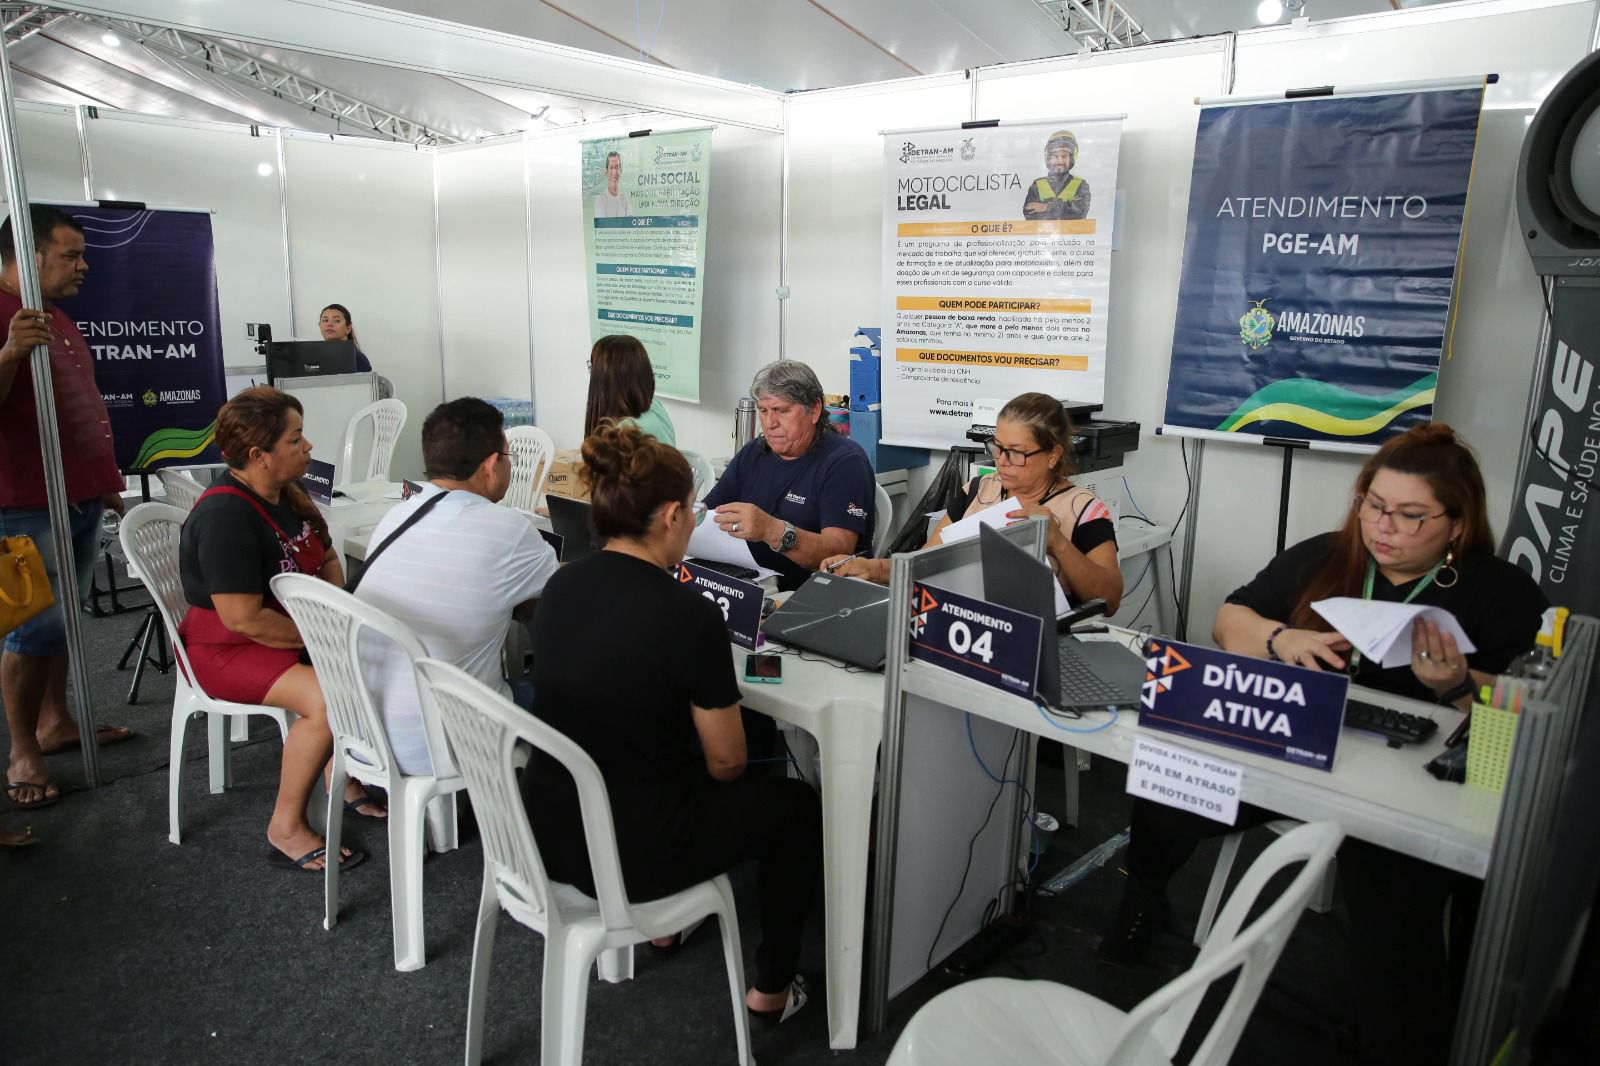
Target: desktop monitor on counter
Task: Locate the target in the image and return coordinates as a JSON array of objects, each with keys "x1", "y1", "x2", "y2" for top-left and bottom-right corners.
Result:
[{"x1": 266, "y1": 339, "x2": 358, "y2": 384}]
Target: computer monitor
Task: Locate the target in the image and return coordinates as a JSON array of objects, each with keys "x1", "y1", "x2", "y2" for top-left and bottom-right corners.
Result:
[{"x1": 266, "y1": 340, "x2": 358, "y2": 383}]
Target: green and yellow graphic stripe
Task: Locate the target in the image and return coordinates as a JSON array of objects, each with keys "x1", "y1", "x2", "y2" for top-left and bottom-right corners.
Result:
[
  {"x1": 1217, "y1": 374, "x2": 1437, "y2": 437},
  {"x1": 132, "y1": 421, "x2": 216, "y2": 469}
]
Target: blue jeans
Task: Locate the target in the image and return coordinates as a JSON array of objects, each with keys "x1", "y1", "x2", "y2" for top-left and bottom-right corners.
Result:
[{"x1": 0, "y1": 500, "x2": 104, "y2": 656}]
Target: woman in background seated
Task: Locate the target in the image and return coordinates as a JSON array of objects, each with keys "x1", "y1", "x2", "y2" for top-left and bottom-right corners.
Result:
[
  {"x1": 522, "y1": 422, "x2": 821, "y2": 1024},
  {"x1": 1105, "y1": 422, "x2": 1546, "y2": 1065},
  {"x1": 319, "y1": 303, "x2": 393, "y2": 397},
  {"x1": 584, "y1": 334, "x2": 675, "y2": 446},
  {"x1": 824, "y1": 391, "x2": 1122, "y2": 611},
  {"x1": 178, "y1": 386, "x2": 376, "y2": 873}
]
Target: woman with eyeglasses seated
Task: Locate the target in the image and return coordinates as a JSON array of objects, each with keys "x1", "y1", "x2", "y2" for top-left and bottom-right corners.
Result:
[
  {"x1": 822, "y1": 391, "x2": 1122, "y2": 611},
  {"x1": 178, "y1": 386, "x2": 375, "y2": 873},
  {"x1": 1102, "y1": 422, "x2": 1546, "y2": 1066},
  {"x1": 521, "y1": 421, "x2": 822, "y2": 1025},
  {"x1": 584, "y1": 334, "x2": 676, "y2": 446}
]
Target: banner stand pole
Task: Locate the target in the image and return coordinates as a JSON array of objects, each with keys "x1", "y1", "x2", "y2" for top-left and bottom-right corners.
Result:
[
  {"x1": 1174, "y1": 436, "x2": 1205, "y2": 643},
  {"x1": 1267, "y1": 437, "x2": 1309, "y2": 556}
]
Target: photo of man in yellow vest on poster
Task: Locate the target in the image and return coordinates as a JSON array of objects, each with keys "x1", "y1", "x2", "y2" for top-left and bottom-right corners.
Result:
[{"x1": 1022, "y1": 129, "x2": 1092, "y2": 220}]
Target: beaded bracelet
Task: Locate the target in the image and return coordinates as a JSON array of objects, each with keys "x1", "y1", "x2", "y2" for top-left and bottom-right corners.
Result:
[{"x1": 1266, "y1": 625, "x2": 1290, "y2": 662}]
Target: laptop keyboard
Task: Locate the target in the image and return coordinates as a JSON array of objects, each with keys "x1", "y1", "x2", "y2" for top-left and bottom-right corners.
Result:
[{"x1": 1057, "y1": 640, "x2": 1137, "y2": 704}]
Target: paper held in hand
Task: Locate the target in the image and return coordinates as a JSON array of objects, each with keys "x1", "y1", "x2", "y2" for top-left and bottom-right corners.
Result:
[
  {"x1": 687, "y1": 512, "x2": 782, "y2": 582},
  {"x1": 1310, "y1": 597, "x2": 1477, "y2": 668},
  {"x1": 937, "y1": 498, "x2": 1071, "y2": 615}
]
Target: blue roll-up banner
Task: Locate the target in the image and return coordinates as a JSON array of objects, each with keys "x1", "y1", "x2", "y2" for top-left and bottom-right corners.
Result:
[
  {"x1": 1140, "y1": 638, "x2": 1348, "y2": 770},
  {"x1": 1162, "y1": 87, "x2": 1486, "y2": 446},
  {"x1": 55, "y1": 206, "x2": 226, "y2": 471}
]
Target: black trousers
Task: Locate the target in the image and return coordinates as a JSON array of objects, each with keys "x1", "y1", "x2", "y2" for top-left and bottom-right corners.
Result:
[
  {"x1": 1129, "y1": 798, "x2": 1478, "y2": 1066},
  {"x1": 626, "y1": 775, "x2": 823, "y2": 995}
]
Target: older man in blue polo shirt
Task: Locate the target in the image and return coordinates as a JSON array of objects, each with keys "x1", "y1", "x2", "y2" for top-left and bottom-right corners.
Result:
[{"x1": 703, "y1": 360, "x2": 876, "y2": 592}]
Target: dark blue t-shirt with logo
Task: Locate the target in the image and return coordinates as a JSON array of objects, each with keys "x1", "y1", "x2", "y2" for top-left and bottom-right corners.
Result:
[{"x1": 703, "y1": 430, "x2": 877, "y2": 590}]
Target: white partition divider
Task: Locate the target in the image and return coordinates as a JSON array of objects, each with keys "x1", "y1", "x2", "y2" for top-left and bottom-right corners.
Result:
[
  {"x1": 284, "y1": 133, "x2": 441, "y2": 482},
  {"x1": 10, "y1": 103, "x2": 88, "y2": 201},
  {"x1": 436, "y1": 136, "x2": 533, "y2": 402},
  {"x1": 519, "y1": 117, "x2": 782, "y2": 459}
]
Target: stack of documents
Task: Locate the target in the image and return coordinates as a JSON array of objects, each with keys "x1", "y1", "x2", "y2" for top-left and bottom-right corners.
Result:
[{"x1": 1310, "y1": 597, "x2": 1476, "y2": 668}]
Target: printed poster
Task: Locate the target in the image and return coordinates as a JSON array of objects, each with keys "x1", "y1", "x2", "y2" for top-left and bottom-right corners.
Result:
[
  {"x1": 581, "y1": 128, "x2": 713, "y2": 403},
  {"x1": 880, "y1": 118, "x2": 1123, "y2": 448},
  {"x1": 1161, "y1": 88, "x2": 1486, "y2": 445},
  {"x1": 54, "y1": 206, "x2": 226, "y2": 470}
]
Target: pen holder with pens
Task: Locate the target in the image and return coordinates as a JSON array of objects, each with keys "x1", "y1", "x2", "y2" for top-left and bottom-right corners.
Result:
[{"x1": 1465, "y1": 702, "x2": 1519, "y2": 793}]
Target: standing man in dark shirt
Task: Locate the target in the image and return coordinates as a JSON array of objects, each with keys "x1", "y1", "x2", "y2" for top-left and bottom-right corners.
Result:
[
  {"x1": 1022, "y1": 129, "x2": 1092, "y2": 221},
  {"x1": 0, "y1": 205, "x2": 129, "y2": 810}
]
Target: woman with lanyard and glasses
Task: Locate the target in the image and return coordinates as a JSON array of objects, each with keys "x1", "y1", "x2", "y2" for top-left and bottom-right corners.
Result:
[
  {"x1": 1101, "y1": 422, "x2": 1547, "y2": 1066},
  {"x1": 824, "y1": 391, "x2": 1124, "y2": 612}
]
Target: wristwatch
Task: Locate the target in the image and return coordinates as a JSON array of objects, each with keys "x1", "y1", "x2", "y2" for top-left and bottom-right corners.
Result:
[{"x1": 778, "y1": 521, "x2": 798, "y2": 553}]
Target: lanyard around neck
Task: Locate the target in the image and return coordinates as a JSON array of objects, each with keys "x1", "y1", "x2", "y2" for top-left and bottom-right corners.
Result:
[{"x1": 1350, "y1": 555, "x2": 1442, "y2": 671}]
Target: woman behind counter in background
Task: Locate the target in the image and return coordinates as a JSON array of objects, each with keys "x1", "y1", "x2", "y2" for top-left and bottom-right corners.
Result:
[
  {"x1": 583, "y1": 334, "x2": 675, "y2": 445},
  {"x1": 1104, "y1": 422, "x2": 1547, "y2": 1066},
  {"x1": 522, "y1": 422, "x2": 821, "y2": 1023},
  {"x1": 178, "y1": 387, "x2": 375, "y2": 872},
  {"x1": 824, "y1": 392, "x2": 1122, "y2": 612},
  {"x1": 320, "y1": 302, "x2": 394, "y2": 398}
]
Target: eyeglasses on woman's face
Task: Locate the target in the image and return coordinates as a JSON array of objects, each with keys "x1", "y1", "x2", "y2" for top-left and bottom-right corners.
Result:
[
  {"x1": 985, "y1": 438, "x2": 1047, "y2": 466},
  {"x1": 1353, "y1": 494, "x2": 1448, "y2": 536}
]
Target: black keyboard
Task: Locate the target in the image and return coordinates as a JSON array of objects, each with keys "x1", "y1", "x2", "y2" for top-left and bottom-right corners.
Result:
[
  {"x1": 1343, "y1": 699, "x2": 1438, "y2": 748},
  {"x1": 687, "y1": 557, "x2": 760, "y2": 582}
]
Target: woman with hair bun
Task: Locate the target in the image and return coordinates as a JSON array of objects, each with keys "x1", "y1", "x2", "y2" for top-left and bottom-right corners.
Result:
[
  {"x1": 1103, "y1": 422, "x2": 1547, "y2": 1065},
  {"x1": 178, "y1": 386, "x2": 376, "y2": 873},
  {"x1": 521, "y1": 422, "x2": 822, "y2": 1024}
]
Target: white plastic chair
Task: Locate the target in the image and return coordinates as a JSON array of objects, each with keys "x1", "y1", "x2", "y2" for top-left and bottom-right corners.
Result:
[
  {"x1": 270, "y1": 573, "x2": 466, "y2": 971},
  {"x1": 118, "y1": 503, "x2": 291, "y2": 845},
  {"x1": 414, "y1": 659, "x2": 754, "y2": 1066},
  {"x1": 502, "y1": 425, "x2": 556, "y2": 513},
  {"x1": 887, "y1": 821, "x2": 1345, "y2": 1066},
  {"x1": 156, "y1": 468, "x2": 205, "y2": 511},
  {"x1": 1193, "y1": 819, "x2": 1336, "y2": 945},
  {"x1": 682, "y1": 448, "x2": 715, "y2": 501},
  {"x1": 872, "y1": 481, "x2": 894, "y2": 557},
  {"x1": 341, "y1": 398, "x2": 407, "y2": 484}
]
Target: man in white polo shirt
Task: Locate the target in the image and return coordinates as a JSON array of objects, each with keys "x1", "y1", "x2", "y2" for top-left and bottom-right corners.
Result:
[{"x1": 354, "y1": 397, "x2": 557, "y2": 775}]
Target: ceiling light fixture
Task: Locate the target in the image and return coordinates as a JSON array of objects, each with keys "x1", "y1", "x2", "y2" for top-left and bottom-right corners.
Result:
[{"x1": 101, "y1": 32, "x2": 121, "y2": 47}]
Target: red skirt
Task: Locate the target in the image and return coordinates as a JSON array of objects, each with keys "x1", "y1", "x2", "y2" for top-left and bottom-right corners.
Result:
[{"x1": 178, "y1": 605, "x2": 302, "y2": 705}]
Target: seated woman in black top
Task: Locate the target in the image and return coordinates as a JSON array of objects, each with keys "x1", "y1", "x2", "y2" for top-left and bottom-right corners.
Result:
[
  {"x1": 1104, "y1": 423, "x2": 1547, "y2": 1065},
  {"x1": 178, "y1": 386, "x2": 374, "y2": 872},
  {"x1": 824, "y1": 392, "x2": 1123, "y2": 611},
  {"x1": 522, "y1": 422, "x2": 822, "y2": 1023}
]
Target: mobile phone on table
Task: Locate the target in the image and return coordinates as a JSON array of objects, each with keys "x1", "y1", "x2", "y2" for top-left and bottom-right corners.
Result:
[{"x1": 744, "y1": 653, "x2": 783, "y2": 683}]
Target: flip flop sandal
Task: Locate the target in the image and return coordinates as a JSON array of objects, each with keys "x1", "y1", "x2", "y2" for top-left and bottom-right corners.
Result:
[
  {"x1": 265, "y1": 846, "x2": 368, "y2": 873},
  {"x1": 344, "y1": 794, "x2": 389, "y2": 820},
  {"x1": 6, "y1": 781, "x2": 60, "y2": 811}
]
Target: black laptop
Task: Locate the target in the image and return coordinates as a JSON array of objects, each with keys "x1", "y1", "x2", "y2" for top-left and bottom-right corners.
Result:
[
  {"x1": 762, "y1": 571, "x2": 891, "y2": 670},
  {"x1": 978, "y1": 523, "x2": 1144, "y2": 712},
  {"x1": 546, "y1": 496, "x2": 600, "y2": 564}
]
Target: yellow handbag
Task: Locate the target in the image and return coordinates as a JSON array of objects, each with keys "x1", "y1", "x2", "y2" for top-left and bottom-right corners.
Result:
[{"x1": 0, "y1": 535, "x2": 55, "y2": 638}]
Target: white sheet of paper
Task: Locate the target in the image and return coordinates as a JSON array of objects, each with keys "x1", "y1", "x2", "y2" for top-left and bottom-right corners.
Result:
[
  {"x1": 1311, "y1": 596, "x2": 1477, "y2": 669},
  {"x1": 1125, "y1": 735, "x2": 1241, "y2": 825},
  {"x1": 687, "y1": 515, "x2": 781, "y2": 581},
  {"x1": 938, "y1": 498, "x2": 1072, "y2": 615}
]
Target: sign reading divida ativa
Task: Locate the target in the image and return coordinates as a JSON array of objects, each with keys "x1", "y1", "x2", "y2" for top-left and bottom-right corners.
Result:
[
  {"x1": 1126, "y1": 735, "x2": 1243, "y2": 825},
  {"x1": 880, "y1": 118, "x2": 1123, "y2": 449}
]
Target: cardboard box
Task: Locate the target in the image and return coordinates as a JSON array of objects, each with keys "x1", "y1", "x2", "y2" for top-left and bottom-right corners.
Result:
[{"x1": 543, "y1": 449, "x2": 590, "y2": 502}]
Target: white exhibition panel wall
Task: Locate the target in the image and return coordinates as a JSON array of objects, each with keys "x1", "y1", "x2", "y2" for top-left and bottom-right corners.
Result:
[
  {"x1": 974, "y1": 40, "x2": 1229, "y2": 620},
  {"x1": 284, "y1": 134, "x2": 440, "y2": 482},
  {"x1": 1170, "y1": 0, "x2": 1600, "y2": 636},
  {"x1": 436, "y1": 138, "x2": 531, "y2": 400},
  {"x1": 522, "y1": 118, "x2": 782, "y2": 461},
  {"x1": 785, "y1": 74, "x2": 972, "y2": 422},
  {"x1": 82, "y1": 113, "x2": 288, "y2": 374},
  {"x1": 11, "y1": 103, "x2": 88, "y2": 202}
]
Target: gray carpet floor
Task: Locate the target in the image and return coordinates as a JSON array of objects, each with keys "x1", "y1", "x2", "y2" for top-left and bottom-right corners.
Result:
[{"x1": 2, "y1": 576, "x2": 1362, "y2": 1065}]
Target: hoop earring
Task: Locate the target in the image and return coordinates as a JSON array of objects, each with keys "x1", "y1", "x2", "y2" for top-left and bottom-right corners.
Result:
[{"x1": 1435, "y1": 544, "x2": 1459, "y2": 589}]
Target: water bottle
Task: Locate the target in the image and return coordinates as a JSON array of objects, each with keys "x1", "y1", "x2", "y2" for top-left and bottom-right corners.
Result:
[{"x1": 733, "y1": 397, "x2": 758, "y2": 449}]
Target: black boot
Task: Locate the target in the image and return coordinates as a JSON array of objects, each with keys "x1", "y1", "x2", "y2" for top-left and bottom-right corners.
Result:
[{"x1": 1098, "y1": 878, "x2": 1169, "y2": 965}]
